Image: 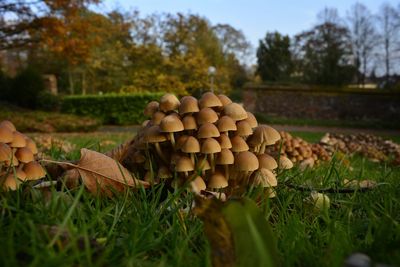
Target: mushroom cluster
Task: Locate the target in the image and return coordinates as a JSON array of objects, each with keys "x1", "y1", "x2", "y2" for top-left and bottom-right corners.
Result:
[
  {"x1": 266, "y1": 131, "x2": 330, "y2": 168},
  {"x1": 320, "y1": 133, "x2": 400, "y2": 163},
  {"x1": 126, "y1": 92, "x2": 292, "y2": 198},
  {"x1": 0, "y1": 120, "x2": 46, "y2": 190}
]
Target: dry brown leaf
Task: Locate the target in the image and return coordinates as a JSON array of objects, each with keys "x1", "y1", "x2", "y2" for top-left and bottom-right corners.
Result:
[{"x1": 61, "y1": 148, "x2": 148, "y2": 196}]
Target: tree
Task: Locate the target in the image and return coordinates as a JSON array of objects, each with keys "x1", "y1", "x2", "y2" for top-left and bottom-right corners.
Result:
[
  {"x1": 377, "y1": 3, "x2": 400, "y2": 85},
  {"x1": 347, "y1": 3, "x2": 377, "y2": 86},
  {"x1": 294, "y1": 8, "x2": 355, "y2": 86},
  {"x1": 256, "y1": 32, "x2": 293, "y2": 82}
]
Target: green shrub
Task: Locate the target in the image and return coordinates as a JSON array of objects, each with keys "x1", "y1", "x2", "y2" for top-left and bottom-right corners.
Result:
[
  {"x1": 61, "y1": 93, "x2": 165, "y2": 125},
  {"x1": 36, "y1": 91, "x2": 61, "y2": 111},
  {"x1": 12, "y1": 67, "x2": 45, "y2": 109}
]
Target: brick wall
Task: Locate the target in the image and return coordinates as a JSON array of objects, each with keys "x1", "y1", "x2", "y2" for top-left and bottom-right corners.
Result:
[{"x1": 243, "y1": 85, "x2": 400, "y2": 121}]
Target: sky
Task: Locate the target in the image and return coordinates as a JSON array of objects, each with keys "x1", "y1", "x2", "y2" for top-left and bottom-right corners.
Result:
[{"x1": 98, "y1": 0, "x2": 398, "y2": 48}]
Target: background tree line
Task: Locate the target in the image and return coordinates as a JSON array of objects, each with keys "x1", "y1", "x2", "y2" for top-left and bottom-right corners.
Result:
[
  {"x1": 1, "y1": 0, "x2": 400, "y2": 99},
  {"x1": 0, "y1": 0, "x2": 250, "y2": 96},
  {"x1": 257, "y1": 3, "x2": 400, "y2": 89}
]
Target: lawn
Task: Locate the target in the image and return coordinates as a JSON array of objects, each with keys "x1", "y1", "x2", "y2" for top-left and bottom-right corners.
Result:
[{"x1": 1, "y1": 131, "x2": 399, "y2": 267}]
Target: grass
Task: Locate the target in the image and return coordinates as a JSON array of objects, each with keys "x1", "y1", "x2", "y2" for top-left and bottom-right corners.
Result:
[
  {"x1": 0, "y1": 103, "x2": 100, "y2": 133},
  {"x1": 1, "y1": 132, "x2": 400, "y2": 266}
]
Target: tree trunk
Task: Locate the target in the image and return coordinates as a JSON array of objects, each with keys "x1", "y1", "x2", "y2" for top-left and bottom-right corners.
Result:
[
  {"x1": 68, "y1": 67, "x2": 75, "y2": 95},
  {"x1": 82, "y1": 71, "x2": 86, "y2": 95}
]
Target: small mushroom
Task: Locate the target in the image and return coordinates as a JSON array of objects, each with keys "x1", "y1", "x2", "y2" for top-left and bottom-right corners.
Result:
[
  {"x1": 191, "y1": 175, "x2": 207, "y2": 194},
  {"x1": 181, "y1": 136, "x2": 200, "y2": 164},
  {"x1": 244, "y1": 112, "x2": 258, "y2": 129},
  {"x1": 217, "y1": 134, "x2": 232, "y2": 149},
  {"x1": 0, "y1": 124, "x2": 14, "y2": 143},
  {"x1": 175, "y1": 156, "x2": 194, "y2": 178},
  {"x1": 223, "y1": 103, "x2": 247, "y2": 121},
  {"x1": 257, "y1": 154, "x2": 278, "y2": 170},
  {"x1": 279, "y1": 156, "x2": 293, "y2": 169},
  {"x1": 159, "y1": 115, "x2": 184, "y2": 148},
  {"x1": 179, "y1": 96, "x2": 199, "y2": 115},
  {"x1": 217, "y1": 94, "x2": 233, "y2": 106},
  {"x1": 0, "y1": 120, "x2": 16, "y2": 132},
  {"x1": 216, "y1": 148, "x2": 234, "y2": 180},
  {"x1": 197, "y1": 123, "x2": 220, "y2": 139},
  {"x1": 144, "y1": 101, "x2": 159, "y2": 117},
  {"x1": 15, "y1": 147, "x2": 34, "y2": 163},
  {"x1": 151, "y1": 111, "x2": 166, "y2": 125},
  {"x1": 208, "y1": 171, "x2": 228, "y2": 190},
  {"x1": 199, "y1": 92, "x2": 223, "y2": 109},
  {"x1": 9, "y1": 131, "x2": 27, "y2": 148},
  {"x1": 217, "y1": 116, "x2": 237, "y2": 135},
  {"x1": 23, "y1": 161, "x2": 46, "y2": 180},
  {"x1": 159, "y1": 93, "x2": 180, "y2": 112},
  {"x1": 196, "y1": 107, "x2": 218, "y2": 125},
  {"x1": 0, "y1": 142, "x2": 12, "y2": 161},
  {"x1": 230, "y1": 135, "x2": 249, "y2": 153},
  {"x1": 201, "y1": 138, "x2": 221, "y2": 173},
  {"x1": 144, "y1": 125, "x2": 168, "y2": 163}
]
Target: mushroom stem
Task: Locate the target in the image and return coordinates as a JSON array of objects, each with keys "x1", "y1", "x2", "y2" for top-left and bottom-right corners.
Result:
[
  {"x1": 190, "y1": 153, "x2": 195, "y2": 166},
  {"x1": 259, "y1": 143, "x2": 267, "y2": 154},
  {"x1": 169, "y1": 133, "x2": 176, "y2": 149},
  {"x1": 224, "y1": 165, "x2": 229, "y2": 181},
  {"x1": 155, "y1": 143, "x2": 168, "y2": 163},
  {"x1": 209, "y1": 153, "x2": 215, "y2": 173}
]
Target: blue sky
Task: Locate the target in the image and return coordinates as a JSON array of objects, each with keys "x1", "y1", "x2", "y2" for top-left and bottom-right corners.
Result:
[{"x1": 98, "y1": 0, "x2": 398, "y2": 49}]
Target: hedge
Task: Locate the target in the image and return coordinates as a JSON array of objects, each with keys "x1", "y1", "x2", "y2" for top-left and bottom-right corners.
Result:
[{"x1": 61, "y1": 93, "x2": 165, "y2": 125}]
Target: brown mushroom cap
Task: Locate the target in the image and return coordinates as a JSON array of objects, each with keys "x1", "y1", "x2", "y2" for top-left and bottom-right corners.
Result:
[
  {"x1": 224, "y1": 103, "x2": 247, "y2": 121},
  {"x1": 4, "y1": 153, "x2": 19, "y2": 167},
  {"x1": 0, "y1": 120, "x2": 16, "y2": 132},
  {"x1": 15, "y1": 147, "x2": 34, "y2": 163},
  {"x1": 218, "y1": 94, "x2": 233, "y2": 106},
  {"x1": 175, "y1": 156, "x2": 194, "y2": 172},
  {"x1": 257, "y1": 154, "x2": 278, "y2": 170},
  {"x1": 3, "y1": 174, "x2": 20, "y2": 190},
  {"x1": 198, "y1": 123, "x2": 220, "y2": 139},
  {"x1": 244, "y1": 112, "x2": 258, "y2": 128},
  {"x1": 14, "y1": 168, "x2": 27, "y2": 181},
  {"x1": 160, "y1": 115, "x2": 184, "y2": 133},
  {"x1": 176, "y1": 135, "x2": 190, "y2": 150},
  {"x1": 152, "y1": 111, "x2": 166, "y2": 125},
  {"x1": 23, "y1": 161, "x2": 46, "y2": 180},
  {"x1": 208, "y1": 171, "x2": 228, "y2": 189},
  {"x1": 191, "y1": 176, "x2": 207, "y2": 193},
  {"x1": 182, "y1": 136, "x2": 200, "y2": 153},
  {"x1": 9, "y1": 131, "x2": 27, "y2": 148},
  {"x1": 159, "y1": 93, "x2": 180, "y2": 112},
  {"x1": 182, "y1": 115, "x2": 197, "y2": 130},
  {"x1": 234, "y1": 151, "x2": 259, "y2": 171},
  {"x1": 196, "y1": 108, "x2": 218, "y2": 125},
  {"x1": 216, "y1": 148, "x2": 234, "y2": 165},
  {"x1": 0, "y1": 142, "x2": 12, "y2": 161},
  {"x1": 201, "y1": 138, "x2": 221, "y2": 154},
  {"x1": 144, "y1": 125, "x2": 167, "y2": 143},
  {"x1": 217, "y1": 116, "x2": 237, "y2": 132},
  {"x1": 0, "y1": 125, "x2": 14, "y2": 143},
  {"x1": 279, "y1": 156, "x2": 293, "y2": 169},
  {"x1": 248, "y1": 125, "x2": 281, "y2": 146},
  {"x1": 253, "y1": 168, "x2": 277, "y2": 187},
  {"x1": 144, "y1": 101, "x2": 159, "y2": 117},
  {"x1": 179, "y1": 96, "x2": 199, "y2": 114},
  {"x1": 217, "y1": 134, "x2": 232, "y2": 149},
  {"x1": 196, "y1": 156, "x2": 211, "y2": 171},
  {"x1": 199, "y1": 92, "x2": 223, "y2": 109},
  {"x1": 236, "y1": 120, "x2": 253, "y2": 136},
  {"x1": 158, "y1": 165, "x2": 173, "y2": 179},
  {"x1": 230, "y1": 135, "x2": 249, "y2": 152}
]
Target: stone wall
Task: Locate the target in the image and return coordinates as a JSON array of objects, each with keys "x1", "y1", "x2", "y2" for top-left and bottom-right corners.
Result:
[{"x1": 243, "y1": 85, "x2": 400, "y2": 121}]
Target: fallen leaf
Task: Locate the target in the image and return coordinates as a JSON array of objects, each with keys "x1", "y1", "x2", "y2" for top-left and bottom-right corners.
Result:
[
  {"x1": 194, "y1": 197, "x2": 279, "y2": 267},
  {"x1": 75, "y1": 148, "x2": 148, "y2": 196}
]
